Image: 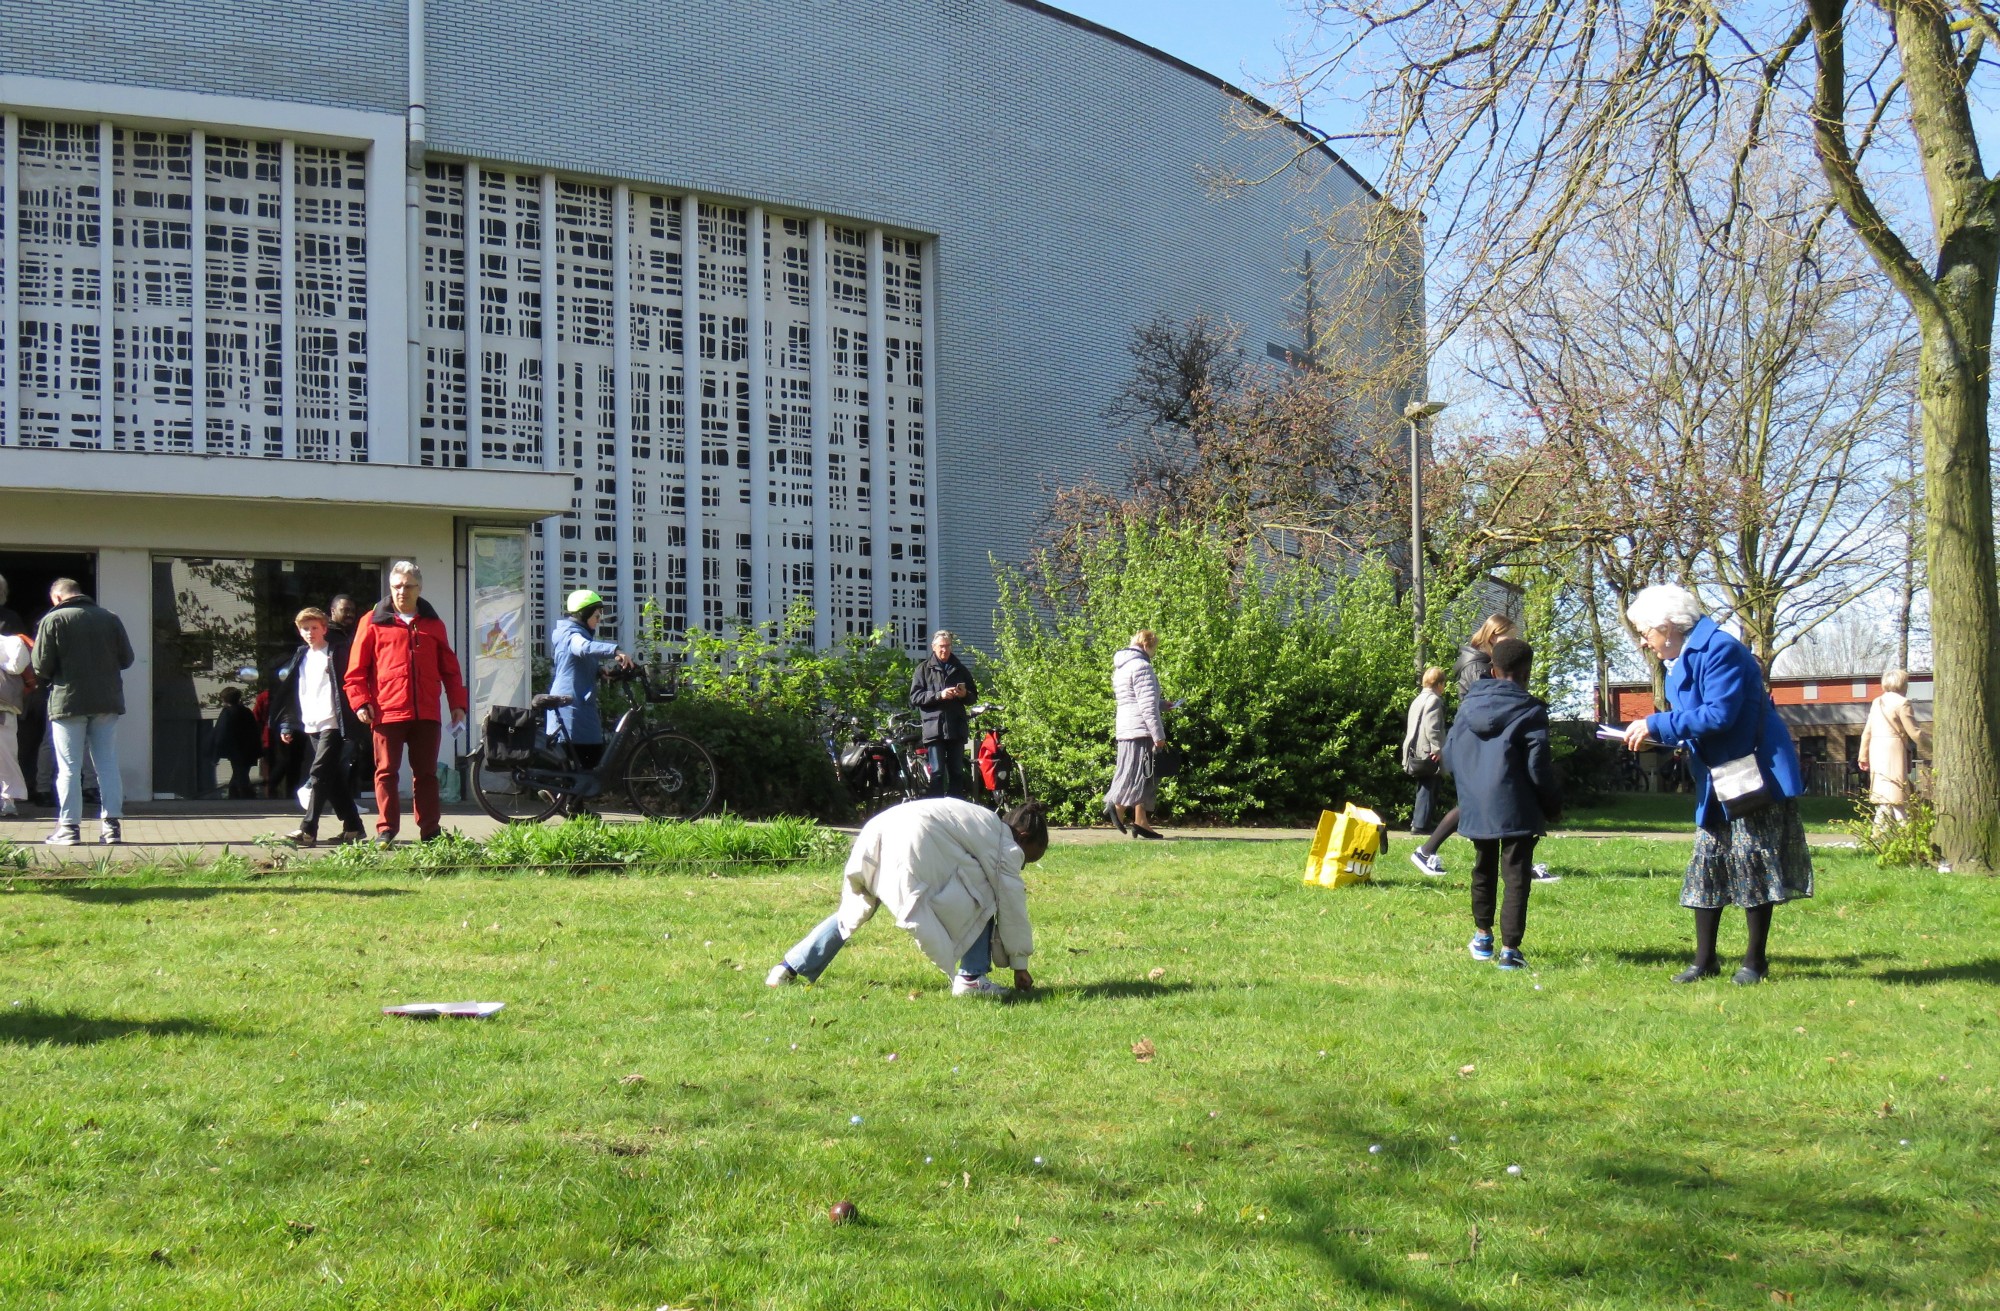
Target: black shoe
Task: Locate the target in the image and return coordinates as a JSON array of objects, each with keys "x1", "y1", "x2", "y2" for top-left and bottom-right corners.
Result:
[
  {"x1": 1103, "y1": 802, "x2": 1127, "y2": 834},
  {"x1": 1131, "y1": 824, "x2": 1164, "y2": 841},
  {"x1": 1671, "y1": 964, "x2": 1720, "y2": 984},
  {"x1": 1731, "y1": 966, "x2": 1766, "y2": 986}
]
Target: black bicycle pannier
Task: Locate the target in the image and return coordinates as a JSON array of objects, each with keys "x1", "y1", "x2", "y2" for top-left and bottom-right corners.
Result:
[{"x1": 483, "y1": 705, "x2": 540, "y2": 766}]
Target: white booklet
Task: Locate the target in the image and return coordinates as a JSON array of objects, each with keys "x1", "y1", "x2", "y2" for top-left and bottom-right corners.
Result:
[
  {"x1": 382, "y1": 1001, "x2": 506, "y2": 1019},
  {"x1": 1597, "y1": 723, "x2": 1661, "y2": 748}
]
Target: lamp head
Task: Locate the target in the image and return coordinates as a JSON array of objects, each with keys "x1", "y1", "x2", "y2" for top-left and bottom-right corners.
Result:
[{"x1": 1403, "y1": 399, "x2": 1449, "y2": 421}]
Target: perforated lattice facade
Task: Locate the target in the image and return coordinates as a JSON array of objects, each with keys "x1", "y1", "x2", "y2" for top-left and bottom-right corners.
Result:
[{"x1": 1, "y1": 119, "x2": 367, "y2": 461}]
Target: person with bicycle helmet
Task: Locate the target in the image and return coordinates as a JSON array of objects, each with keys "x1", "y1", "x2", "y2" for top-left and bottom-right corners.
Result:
[{"x1": 548, "y1": 589, "x2": 635, "y2": 770}]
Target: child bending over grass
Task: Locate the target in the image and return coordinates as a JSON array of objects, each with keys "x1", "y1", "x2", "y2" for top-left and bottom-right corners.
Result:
[{"x1": 767, "y1": 798, "x2": 1049, "y2": 998}]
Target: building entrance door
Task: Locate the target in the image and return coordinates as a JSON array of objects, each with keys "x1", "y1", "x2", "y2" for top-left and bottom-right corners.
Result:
[
  {"x1": 0, "y1": 551, "x2": 98, "y2": 802},
  {"x1": 152, "y1": 556, "x2": 384, "y2": 800}
]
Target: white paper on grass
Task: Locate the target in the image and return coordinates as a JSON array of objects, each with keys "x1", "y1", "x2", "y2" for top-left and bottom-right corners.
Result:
[{"x1": 381, "y1": 1002, "x2": 506, "y2": 1019}]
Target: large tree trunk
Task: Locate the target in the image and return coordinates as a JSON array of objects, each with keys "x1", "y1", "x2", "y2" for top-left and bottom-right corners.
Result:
[{"x1": 1915, "y1": 322, "x2": 2000, "y2": 868}]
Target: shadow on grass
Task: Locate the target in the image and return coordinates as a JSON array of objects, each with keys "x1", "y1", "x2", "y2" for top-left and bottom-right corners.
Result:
[
  {"x1": 28, "y1": 884, "x2": 411, "y2": 904},
  {"x1": 1014, "y1": 980, "x2": 1207, "y2": 1003},
  {"x1": 1612, "y1": 947, "x2": 1896, "y2": 970},
  {"x1": 0, "y1": 1009, "x2": 229, "y2": 1046},
  {"x1": 1874, "y1": 959, "x2": 2000, "y2": 986}
]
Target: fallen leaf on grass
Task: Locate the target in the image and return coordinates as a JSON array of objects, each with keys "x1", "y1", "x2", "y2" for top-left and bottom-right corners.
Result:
[
  {"x1": 1406, "y1": 1252, "x2": 1431, "y2": 1262},
  {"x1": 1132, "y1": 1038, "x2": 1155, "y2": 1063},
  {"x1": 1148, "y1": 967, "x2": 1166, "y2": 981},
  {"x1": 286, "y1": 1220, "x2": 316, "y2": 1235},
  {"x1": 1459, "y1": 1064, "x2": 1476, "y2": 1077},
  {"x1": 620, "y1": 1073, "x2": 647, "y2": 1086},
  {"x1": 1878, "y1": 1101, "x2": 1894, "y2": 1118}
]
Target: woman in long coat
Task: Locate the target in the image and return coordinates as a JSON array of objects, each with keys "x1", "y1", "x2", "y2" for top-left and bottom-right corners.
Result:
[
  {"x1": 1620, "y1": 584, "x2": 1811, "y2": 985},
  {"x1": 1858, "y1": 669, "x2": 1924, "y2": 830},
  {"x1": 1103, "y1": 630, "x2": 1168, "y2": 840}
]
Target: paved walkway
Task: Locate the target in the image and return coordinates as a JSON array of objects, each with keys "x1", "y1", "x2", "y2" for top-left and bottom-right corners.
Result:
[{"x1": 0, "y1": 801, "x2": 1856, "y2": 871}]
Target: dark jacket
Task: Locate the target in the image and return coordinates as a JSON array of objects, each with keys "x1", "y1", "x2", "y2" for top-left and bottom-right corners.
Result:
[
  {"x1": 1451, "y1": 643, "x2": 1493, "y2": 698},
  {"x1": 1644, "y1": 616, "x2": 1805, "y2": 829},
  {"x1": 910, "y1": 653, "x2": 977, "y2": 744},
  {"x1": 31, "y1": 594, "x2": 136, "y2": 718},
  {"x1": 274, "y1": 629, "x2": 360, "y2": 739},
  {"x1": 1442, "y1": 677, "x2": 1563, "y2": 839},
  {"x1": 344, "y1": 597, "x2": 467, "y2": 725},
  {"x1": 209, "y1": 703, "x2": 263, "y2": 765}
]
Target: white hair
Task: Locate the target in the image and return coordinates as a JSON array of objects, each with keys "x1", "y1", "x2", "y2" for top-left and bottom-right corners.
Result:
[
  {"x1": 1626, "y1": 584, "x2": 1703, "y2": 635},
  {"x1": 1883, "y1": 669, "x2": 1909, "y2": 694},
  {"x1": 389, "y1": 560, "x2": 422, "y2": 584}
]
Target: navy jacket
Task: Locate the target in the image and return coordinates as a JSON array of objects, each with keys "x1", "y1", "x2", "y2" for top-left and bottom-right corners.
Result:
[
  {"x1": 1643, "y1": 616, "x2": 1804, "y2": 829},
  {"x1": 909, "y1": 654, "x2": 977, "y2": 744},
  {"x1": 1442, "y1": 677, "x2": 1563, "y2": 839}
]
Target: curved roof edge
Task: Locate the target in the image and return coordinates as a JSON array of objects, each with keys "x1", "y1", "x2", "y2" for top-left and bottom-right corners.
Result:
[{"x1": 1004, "y1": 0, "x2": 1383, "y2": 202}]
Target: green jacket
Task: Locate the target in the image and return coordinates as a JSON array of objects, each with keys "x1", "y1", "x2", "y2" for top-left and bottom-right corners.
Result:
[{"x1": 32, "y1": 595, "x2": 135, "y2": 718}]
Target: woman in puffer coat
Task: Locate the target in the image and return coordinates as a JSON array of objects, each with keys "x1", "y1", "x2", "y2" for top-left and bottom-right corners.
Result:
[
  {"x1": 766, "y1": 798, "x2": 1049, "y2": 998},
  {"x1": 1103, "y1": 630, "x2": 1169, "y2": 839}
]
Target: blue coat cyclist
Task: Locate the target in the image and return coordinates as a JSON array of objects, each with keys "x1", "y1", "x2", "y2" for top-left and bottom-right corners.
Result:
[{"x1": 547, "y1": 589, "x2": 635, "y2": 769}]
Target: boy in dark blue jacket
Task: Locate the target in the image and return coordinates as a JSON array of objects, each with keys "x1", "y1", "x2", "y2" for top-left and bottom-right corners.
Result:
[{"x1": 1441, "y1": 638, "x2": 1563, "y2": 970}]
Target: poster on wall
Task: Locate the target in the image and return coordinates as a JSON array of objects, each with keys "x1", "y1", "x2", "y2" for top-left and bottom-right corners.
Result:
[{"x1": 468, "y1": 528, "x2": 531, "y2": 745}]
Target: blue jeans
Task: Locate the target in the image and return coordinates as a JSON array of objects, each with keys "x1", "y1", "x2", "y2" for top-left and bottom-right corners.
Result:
[
  {"x1": 783, "y1": 912, "x2": 995, "y2": 982},
  {"x1": 52, "y1": 713, "x2": 123, "y2": 826},
  {"x1": 1410, "y1": 773, "x2": 1440, "y2": 833},
  {"x1": 925, "y1": 742, "x2": 970, "y2": 798}
]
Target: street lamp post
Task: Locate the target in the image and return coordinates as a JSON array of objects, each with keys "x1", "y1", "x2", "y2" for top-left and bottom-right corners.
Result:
[{"x1": 1403, "y1": 399, "x2": 1448, "y2": 678}]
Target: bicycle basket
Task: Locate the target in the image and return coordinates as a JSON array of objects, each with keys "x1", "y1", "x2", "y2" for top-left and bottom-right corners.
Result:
[{"x1": 482, "y1": 705, "x2": 540, "y2": 767}]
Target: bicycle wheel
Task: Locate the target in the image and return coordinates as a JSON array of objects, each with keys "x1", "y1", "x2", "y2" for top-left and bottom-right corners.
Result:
[
  {"x1": 469, "y1": 748, "x2": 564, "y2": 824},
  {"x1": 626, "y1": 732, "x2": 719, "y2": 820},
  {"x1": 991, "y1": 758, "x2": 1031, "y2": 811}
]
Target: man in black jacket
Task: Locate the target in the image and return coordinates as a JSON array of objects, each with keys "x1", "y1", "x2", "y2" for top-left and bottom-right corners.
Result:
[
  {"x1": 274, "y1": 607, "x2": 365, "y2": 846},
  {"x1": 909, "y1": 629, "x2": 977, "y2": 799},
  {"x1": 1442, "y1": 638, "x2": 1563, "y2": 972}
]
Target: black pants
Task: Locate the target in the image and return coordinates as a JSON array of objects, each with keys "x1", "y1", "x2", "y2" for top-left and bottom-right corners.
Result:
[
  {"x1": 301, "y1": 729, "x2": 362, "y2": 837},
  {"x1": 924, "y1": 742, "x2": 970, "y2": 799},
  {"x1": 1470, "y1": 834, "x2": 1539, "y2": 949},
  {"x1": 224, "y1": 757, "x2": 258, "y2": 800}
]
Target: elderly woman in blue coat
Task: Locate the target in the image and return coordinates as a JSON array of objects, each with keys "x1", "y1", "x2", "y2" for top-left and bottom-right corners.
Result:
[
  {"x1": 1619, "y1": 584, "x2": 1811, "y2": 985},
  {"x1": 548, "y1": 588, "x2": 634, "y2": 769}
]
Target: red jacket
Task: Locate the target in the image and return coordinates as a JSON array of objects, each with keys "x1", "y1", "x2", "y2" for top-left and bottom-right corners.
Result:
[{"x1": 343, "y1": 597, "x2": 468, "y2": 725}]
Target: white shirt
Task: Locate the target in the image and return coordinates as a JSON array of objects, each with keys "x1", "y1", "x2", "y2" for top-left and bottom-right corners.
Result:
[{"x1": 298, "y1": 645, "x2": 339, "y2": 735}]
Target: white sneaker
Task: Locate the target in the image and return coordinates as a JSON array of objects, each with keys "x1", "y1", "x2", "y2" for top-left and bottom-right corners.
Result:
[
  {"x1": 951, "y1": 973, "x2": 1009, "y2": 999},
  {"x1": 765, "y1": 963, "x2": 798, "y2": 988},
  {"x1": 1532, "y1": 863, "x2": 1560, "y2": 882},
  {"x1": 0, "y1": 799, "x2": 17, "y2": 816},
  {"x1": 1408, "y1": 850, "x2": 1446, "y2": 877},
  {"x1": 44, "y1": 827, "x2": 80, "y2": 846}
]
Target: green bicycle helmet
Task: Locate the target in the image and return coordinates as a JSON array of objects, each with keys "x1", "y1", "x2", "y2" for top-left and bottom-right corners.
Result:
[{"x1": 566, "y1": 588, "x2": 605, "y2": 615}]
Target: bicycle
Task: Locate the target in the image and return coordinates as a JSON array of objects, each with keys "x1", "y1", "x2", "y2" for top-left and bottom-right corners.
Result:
[
  {"x1": 968, "y1": 702, "x2": 1031, "y2": 811},
  {"x1": 822, "y1": 705, "x2": 921, "y2": 816},
  {"x1": 471, "y1": 666, "x2": 718, "y2": 824}
]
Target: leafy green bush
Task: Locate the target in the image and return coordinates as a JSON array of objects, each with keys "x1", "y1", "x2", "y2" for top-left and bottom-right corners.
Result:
[
  {"x1": 1834, "y1": 796, "x2": 1941, "y2": 868},
  {"x1": 1549, "y1": 721, "x2": 1617, "y2": 810},
  {"x1": 658, "y1": 695, "x2": 846, "y2": 821},
  {"x1": 307, "y1": 814, "x2": 842, "y2": 876},
  {"x1": 990, "y1": 522, "x2": 1424, "y2": 824}
]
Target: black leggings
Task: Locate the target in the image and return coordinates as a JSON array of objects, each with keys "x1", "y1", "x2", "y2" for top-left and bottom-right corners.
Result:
[
  {"x1": 1692, "y1": 904, "x2": 1775, "y2": 973},
  {"x1": 1421, "y1": 808, "x2": 1461, "y2": 857}
]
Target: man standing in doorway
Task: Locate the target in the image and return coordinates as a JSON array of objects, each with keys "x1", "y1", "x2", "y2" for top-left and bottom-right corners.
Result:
[
  {"x1": 909, "y1": 629, "x2": 977, "y2": 799},
  {"x1": 32, "y1": 579, "x2": 135, "y2": 846},
  {"x1": 343, "y1": 562, "x2": 467, "y2": 845}
]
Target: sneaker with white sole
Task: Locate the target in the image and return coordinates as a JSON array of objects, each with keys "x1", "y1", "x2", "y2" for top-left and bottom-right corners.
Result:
[
  {"x1": 1531, "y1": 863, "x2": 1560, "y2": 882},
  {"x1": 1468, "y1": 930, "x2": 1495, "y2": 961},
  {"x1": 0, "y1": 799, "x2": 17, "y2": 816},
  {"x1": 765, "y1": 963, "x2": 798, "y2": 988},
  {"x1": 951, "y1": 973, "x2": 1009, "y2": 999},
  {"x1": 1409, "y1": 850, "x2": 1447, "y2": 877},
  {"x1": 44, "y1": 826, "x2": 81, "y2": 847},
  {"x1": 100, "y1": 820, "x2": 122, "y2": 846},
  {"x1": 1496, "y1": 946, "x2": 1528, "y2": 971}
]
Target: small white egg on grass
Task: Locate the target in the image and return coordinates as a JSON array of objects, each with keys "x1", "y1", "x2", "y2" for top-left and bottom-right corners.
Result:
[{"x1": 1506, "y1": 1164, "x2": 1522, "y2": 1176}]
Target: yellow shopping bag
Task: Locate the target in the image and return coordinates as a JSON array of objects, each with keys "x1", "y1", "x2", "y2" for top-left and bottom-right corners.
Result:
[{"x1": 1304, "y1": 804, "x2": 1386, "y2": 887}]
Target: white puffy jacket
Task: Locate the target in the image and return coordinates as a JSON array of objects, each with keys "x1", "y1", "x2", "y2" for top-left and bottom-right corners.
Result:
[
  {"x1": 0, "y1": 633, "x2": 28, "y2": 716},
  {"x1": 1111, "y1": 646, "x2": 1166, "y2": 742},
  {"x1": 837, "y1": 798, "x2": 1034, "y2": 974}
]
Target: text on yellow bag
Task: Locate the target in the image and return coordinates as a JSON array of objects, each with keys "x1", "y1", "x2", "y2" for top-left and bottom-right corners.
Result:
[{"x1": 1304, "y1": 804, "x2": 1386, "y2": 887}]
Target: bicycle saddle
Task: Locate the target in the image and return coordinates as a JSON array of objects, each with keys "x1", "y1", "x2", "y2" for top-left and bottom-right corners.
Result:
[{"x1": 530, "y1": 693, "x2": 572, "y2": 711}]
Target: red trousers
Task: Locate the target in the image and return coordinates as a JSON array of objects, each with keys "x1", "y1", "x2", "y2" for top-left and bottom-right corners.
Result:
[{"x1": 372, "y1": 718, "x2": 443, "y2": 839}]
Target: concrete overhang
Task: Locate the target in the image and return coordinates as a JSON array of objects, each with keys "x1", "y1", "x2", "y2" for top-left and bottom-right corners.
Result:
[{"x1": 0, "y1": 447, "x2": 571, "y2": 522}]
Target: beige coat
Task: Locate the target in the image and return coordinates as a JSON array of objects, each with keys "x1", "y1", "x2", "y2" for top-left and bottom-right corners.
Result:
[
  {"x1": 1858, "y1": 692, "x2": 1923, "y2": 806},
  {"x1": 837, "y1": 798, "x2": 1034, "y2": 974}
]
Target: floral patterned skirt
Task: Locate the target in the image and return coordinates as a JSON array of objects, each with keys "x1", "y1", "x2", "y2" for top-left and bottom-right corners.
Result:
[{"x1": 1682, "y1": 797, "x2": 1815, "y2": 910}]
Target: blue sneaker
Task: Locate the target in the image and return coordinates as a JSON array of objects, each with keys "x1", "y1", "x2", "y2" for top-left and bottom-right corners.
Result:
[
  {"x1": 1496, "y1": 947, "x2": 1527, "y2": 971},
  {"x1": 1468, "y1": 931, "x2": 1494, "y2": 961}
]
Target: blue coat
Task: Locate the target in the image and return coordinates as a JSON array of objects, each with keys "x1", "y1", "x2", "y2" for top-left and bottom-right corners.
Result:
[
  {"x1": 1643, "y1": 616, "x2": 1804, "y2": 828},
  {"x1": 1442, "y1": 677, "x2": 1563, "y2": 839},
  {"x1": 547, "y1": 616, "x2": 621, "y2": 745}
]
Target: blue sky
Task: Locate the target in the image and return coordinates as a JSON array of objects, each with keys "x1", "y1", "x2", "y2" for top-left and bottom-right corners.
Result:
[{"x1": 1053, "y1": 1, "x2": 1302, "y2": 95}]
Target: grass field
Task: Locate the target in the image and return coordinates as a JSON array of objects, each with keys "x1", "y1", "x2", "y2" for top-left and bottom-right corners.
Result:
[
  {"x1": 3, "y1": 833, "x2": 1996, "y2": 1308},
  {"x1": 1560, "y1": 791, "x2": 1857, "y2": 833}
]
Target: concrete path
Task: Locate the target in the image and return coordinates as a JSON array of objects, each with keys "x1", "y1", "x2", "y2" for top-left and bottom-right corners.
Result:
[{"x1": 0, "y1": 800, "x2": 1857, "y2": 871}]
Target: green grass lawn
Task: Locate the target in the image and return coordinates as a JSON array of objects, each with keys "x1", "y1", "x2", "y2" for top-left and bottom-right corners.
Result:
[
  {"x1": 1560, "y1": 791, "x2": 1857, "y2": 833},
  {"x1": 3, "y1": 835, "x2": 1996, "y2": 1308}
]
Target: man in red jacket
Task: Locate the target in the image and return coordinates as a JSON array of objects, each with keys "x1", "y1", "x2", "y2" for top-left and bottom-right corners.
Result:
[{"x1": 342, "y1": 560, "x2": 468, "y2": 844}]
